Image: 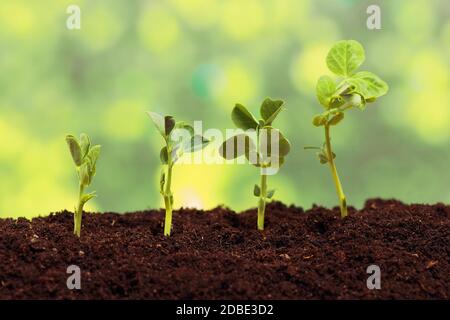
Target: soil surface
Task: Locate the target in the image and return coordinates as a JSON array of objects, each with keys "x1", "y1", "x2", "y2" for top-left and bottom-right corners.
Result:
[{"x1": 0, "y1": 199, "x2": 449, "y2": 300}]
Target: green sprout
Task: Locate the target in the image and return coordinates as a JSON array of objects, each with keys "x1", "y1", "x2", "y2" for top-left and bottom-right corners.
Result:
[
  {"x1": 307, "y1": 40, "x2": 389, "y2": 217},
  {"x1": 65, "y1": 134, "x2": 101, "y2": 237},
  {"x1": 147, "y1": 112, "x2": 210, "y2": 236},
  {"x1": 219, "y1": 98, "x2": 291, "y2": 230}
]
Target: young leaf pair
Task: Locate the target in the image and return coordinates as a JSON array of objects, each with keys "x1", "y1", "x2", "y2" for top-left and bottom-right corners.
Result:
[
  {"x1": 308, "y1": 40, "x2": 389, "y2": 217},
  {"x1": 147, "y1": 112, "x2": 210, "y2": 236},
  {"x1": 66, "y1": 134, "x2": 101, "y2": 237},
  {"x1": 219, "y1": 98, "x2": 291, "y2": 230}
]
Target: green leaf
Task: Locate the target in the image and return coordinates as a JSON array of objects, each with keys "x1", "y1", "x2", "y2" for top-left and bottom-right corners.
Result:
[
  {"x1": 317, "y1": 149, "x2": 336, "y2": 164},
  {"x1": 79, "y1": 162, "x2": 91, "y2": 186},
  {"x1": 174, "y1": 121, "x2": 194, "y2": 136},
  {"x1": 346, "y1": 71, "x2": 389, "y2": 100},
  {"x1": 87, "y1": 145, "x2": 101, "y2": 164},
  {"x1": 329, "y1": 96, "x2": 346, "y2": 109},
  {"x1": 79, "y1": 133, "x2": 91, "y2": 158},
  {"x1": 266, "y1": 189, "x2": 275, "y2": 199},
  {"x1": 219, "y1": 134, "x2": 256, "y2": 160},
  {"x1": 66, "y1": 135, "x2": 83, "y2": 166},
  {"x1": 164, "y1": 116, "x2": 176, "y2": 136},
  {"x1": 328, "y1": 112, "x2": 344, "y2": 126},
  {"x1": 326, "y1": 40, "x2": 365, "y2": 76},
  {"x1": 231, "y1": 104, "x2": 258, "y2": 130},
  {"x1": 80, "y1": 192, "x2": 96, "y2": 206},
  {"x1": 184, "y1": 135, "x2": 210, "y2": 153},
  {"x1": 86, "y1": 145, "x2": 101, "y2": 175},
  {"x1": 312, "y1": 114, "x2": 327, "y2": 127},
  {"x1": 318, "y1": 152, "x2": 329, "y2": 164},
  {"x1": 253, "y1": 184, "x2": 261, "y2": 197},
  {"x1": 316, "y1": 76, "x2": 336, "y2": 108},
  {"x1": 268, "y1": 155, "x2": 285, "y2": 168},
  {"x1": 258, "y1": 127, "x2": 291, "y2": 162},
  {"x1": 146, "y1": 111, "x2": 166, "y2": 137},
  {"x1": 160, "y1": 146, "x2": 169, "y2": 164},
  {"x1": 260, "y1": 98, "x2": 284, "y2": 125}
]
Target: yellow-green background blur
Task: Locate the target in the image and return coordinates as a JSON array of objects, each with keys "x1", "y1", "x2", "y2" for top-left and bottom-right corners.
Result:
[{"x1": 1, "y1": 0, "x2": 449, "y2": 218}]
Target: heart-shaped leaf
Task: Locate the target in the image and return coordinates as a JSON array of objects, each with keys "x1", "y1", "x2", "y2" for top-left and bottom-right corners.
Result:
[
  {"x1": 326, "y1": 40, "x2": 365, "y2": 76},
  {"x1": 259, "y1": 127, "x2": 291, "y2": 160},
  {"x1": 345, "y1": 71, "x2": 389, "y2": 100},
  {"x1": 316, "y1": 76, "x2": 337, "y2": 109},
  {"x1": 219, "y1": 134, "x2": 256, "y2": 160},
  {"x1": 231, "y1": 104, "x2": 258, "y2": 131},
  {"x1": 260, "y1": 98, "x2": 284, "y2": 125}
]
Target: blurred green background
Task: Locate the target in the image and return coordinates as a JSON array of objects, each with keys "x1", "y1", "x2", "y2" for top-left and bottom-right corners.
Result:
[{"x1": 1, "y1": 0, "x2": 449, "y2": 218}]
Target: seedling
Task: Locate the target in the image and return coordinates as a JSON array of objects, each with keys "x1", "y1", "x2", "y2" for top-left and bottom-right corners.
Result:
[
  {"x1": 66, "y1": 133, "x2": 101, "y2": 237},
  {"x1": 219, "y1": 98, "x2": 291, "y2": 230},
  {"x1": 147, "y1": 112, "x2": 210, "y2": 236},
  {"x1": 307, "y1": 40, "x2": 388, "y2": 217}
]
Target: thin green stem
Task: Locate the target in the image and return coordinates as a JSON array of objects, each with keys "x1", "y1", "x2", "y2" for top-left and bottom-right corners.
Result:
[
  {"x1": 257, "y1": 173, "x2": 267, "y2": 230},
  {"x1": 324, "y1": 125, "x2": 348, "y2": 218},
  {"x1": 163, "y1": 147, "x2": 174, "y2": 236},
  {"x1": 74, "y1": 184, "x2": 84, "y2": 237}
]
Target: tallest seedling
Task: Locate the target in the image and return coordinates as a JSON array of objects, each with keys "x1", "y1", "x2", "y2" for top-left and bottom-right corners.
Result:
[{"x1": 308, "y1": 40, "x2": 388, "y2": 217}]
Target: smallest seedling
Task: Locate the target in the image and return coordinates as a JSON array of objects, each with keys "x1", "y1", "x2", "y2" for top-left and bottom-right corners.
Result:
[{"x1": 66, "y1": 133, "x2": 101, "y2": 237}]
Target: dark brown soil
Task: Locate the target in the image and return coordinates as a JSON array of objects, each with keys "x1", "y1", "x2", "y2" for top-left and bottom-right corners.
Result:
[{"x1": 0, "y1": 199, "x2": 449, "y2": 300}]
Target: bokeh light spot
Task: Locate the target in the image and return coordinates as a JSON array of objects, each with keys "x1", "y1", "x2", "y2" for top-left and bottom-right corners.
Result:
[
  {"x1": 220, "y1": 0, "x2": 264, "y2": 40},
  {"x1": 290, "y1": 44, "x2": 330, "y2": 94},
  {"x1": 138, "y1": 5, "x2": 180, "y2": 53},
  {"x1": 103, "y1": 99, "x2": 147, "y2": 140},
  {"x1": 191, "y1": 64, "x2": 226, "y2": 100}
]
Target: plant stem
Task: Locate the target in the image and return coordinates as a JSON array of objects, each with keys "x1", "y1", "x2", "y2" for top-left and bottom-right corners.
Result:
[
  {"x1": 163, "y1": 193, "x2": 172, "y2": 236},
  {"x1": 324, "y1": 125, "x2": 348, "y2": 218},
  {"x1": 257, "y1": 173, "x2": 267, "y2": 230},
  {"x1": 163, "y1": 149, "x2": 174, "y2": 236},
  {"x1": 74, "y1": 184, "x2": 84, "y2": 237}
]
